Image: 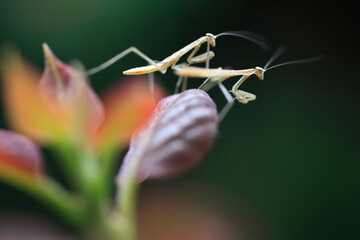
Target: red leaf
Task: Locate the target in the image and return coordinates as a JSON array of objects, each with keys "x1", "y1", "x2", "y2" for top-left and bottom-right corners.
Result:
[
  {"x1": 0, "y1": 130, "x2": 43, "y2": 180},
  {"x1": 93, "y1": 77, "x2": 164, "y2": 149},
  {"x1": 39, "y1": 43, "x2": 105, "y2": 136},
  {"x1": 1, "y1": 49, "x2": 69, "y2": 143}
]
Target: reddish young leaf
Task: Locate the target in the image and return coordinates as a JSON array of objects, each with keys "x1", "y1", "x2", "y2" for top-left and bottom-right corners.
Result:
[
  {"x1": 1, "y1": 50, "x2": 69, "y2": 143},
  {"x1": 39, "y1": 44, "x2": 105, "y2": 136},
  {"x1": 1, "y1": 45, "x2": 105, "y2": 144},
  {"x1": 117, "y1": 89, "x2": 218, "y2": 183},
  {"x1": 93, "y1": 77, "x2": 164, "y2": 150},
  {"x1": 0, "y1": 130, "x2": 43, "y2": 182}
]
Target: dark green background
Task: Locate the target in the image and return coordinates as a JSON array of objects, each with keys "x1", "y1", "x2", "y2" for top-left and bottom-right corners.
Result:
[{"x1": 0, "y1": 0, "x2": 359, "y2": 239}]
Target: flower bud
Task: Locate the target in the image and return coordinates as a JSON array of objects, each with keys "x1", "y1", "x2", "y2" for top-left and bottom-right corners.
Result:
[
  {"x1": 117, "y1": 89, "x2": 218, "y2": 183},
  {"x1": 0, "y1": 130, "x2": 43, "y2": 181},
  {"x1": 39, "y1": 43, "x2": 105, "y2": 136}
]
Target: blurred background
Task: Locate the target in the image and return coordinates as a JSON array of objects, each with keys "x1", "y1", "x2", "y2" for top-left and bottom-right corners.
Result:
[{"x1": 0, "y1": 0, "x2": 359, "y2": 239}]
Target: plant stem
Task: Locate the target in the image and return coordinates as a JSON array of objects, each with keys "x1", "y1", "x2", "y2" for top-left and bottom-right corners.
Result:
[
  {"x1": 117, "y1": 131, "x2": 153, "y2": 240},
  {"x1": 37, "y1": 177, "x2": 86, "y2": 228},
  {"x1": 118, "y1": 176, "x2": 139, "y2": 240},
  {"x1": 4, "y1": 175, "x2": 87, "y2": 229}
]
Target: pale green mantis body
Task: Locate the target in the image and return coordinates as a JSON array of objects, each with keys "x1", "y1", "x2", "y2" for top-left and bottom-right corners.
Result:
[
  {"x1": 174, "y1": 65, "x2": 264, "y2": 102},
  {"x1": 174, "y1": 47, "x2": 324, "y2": 121},
  {"x1": 87, "y1": 31, "x2": 267, "y2": 75},
  {"x1": 86, "y1": 31, "x2": 267, "y2": 93}
]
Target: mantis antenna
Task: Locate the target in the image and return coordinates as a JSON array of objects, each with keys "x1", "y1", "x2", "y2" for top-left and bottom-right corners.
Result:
[
  {"x1": 264, "y1": 53, "x2": 326, "y2": 71},
  {"x1": 263, "y1": 46, "x2": 287, "y2": 70},
  {"x1": 215, "y1": 31, "x2": 269, "y2": 51}
]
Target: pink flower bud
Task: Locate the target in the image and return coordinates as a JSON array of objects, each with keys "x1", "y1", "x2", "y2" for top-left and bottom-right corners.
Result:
[
  {"x1": 117, "y1": 89, "x2": 218, "y2": 183},
  {"x1": 39, "y1": 43, "x2": 105, "y2": 135},
  {"x1": 0, "y1": 130, "x2": 43, "y2": 179}
]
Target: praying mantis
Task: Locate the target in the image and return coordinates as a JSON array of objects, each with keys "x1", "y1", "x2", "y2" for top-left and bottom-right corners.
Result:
[
  {"x1": 86, "y1": 31, "x2": 268, "y2": 93},
  {"x1": 87, "y1": 31, "x2": 267, "y2": 76},
  {"x1": 174, "y1": 47, "x2": 324, "y2": 121}
]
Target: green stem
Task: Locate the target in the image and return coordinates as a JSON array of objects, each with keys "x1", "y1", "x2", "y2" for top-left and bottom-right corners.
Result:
[
  {"x1": 118, "y1": 177, "x2": 139, "y2": 240},
  {"x1": 50, "y1": 143, "x2": 110, "y2": 231},
  {"x1": 100, "y1": 145, "x2": 121, "y2": 202},
  {"x1": 117, "y1": 131, "x2": 153, "y2": 240},
  {"x1": 51, "y1": 141, "x2": 83, "y2": 191},
  {"x1": 2, "y1": 175, "x2": 86, "y2": 229},
  {"x1": 77, "y1": 148, "x2": 117, "y2": 238},
  {"x1": 36, "y1": 178, "x2": 86, "y2": 228}
]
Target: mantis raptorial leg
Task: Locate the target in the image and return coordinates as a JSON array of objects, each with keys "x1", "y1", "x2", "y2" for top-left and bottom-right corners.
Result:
[
  {"x1": 186, "y1": 44, "x2": 202, "y2": 64},
  {"x1": 118, "y1": 34, "x2": 218, "y2": 76},
  {"x1": 230, "y1": 89, "x2": 256, "y2": 104},
  {"x1": 230, "y1": 75, "x2": 257, "y2": 103}
]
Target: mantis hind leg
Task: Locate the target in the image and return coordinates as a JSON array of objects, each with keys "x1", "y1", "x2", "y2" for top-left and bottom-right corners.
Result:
[
  {"x1": 181, "y1": 77, "x2": 188, "y2": 92},
  {"x1": 174, "y1": 76, "x2": 183, "y2": 94},
  {"x1": 217, "y1": 83, "x2": 235, "y2": 123},
  {"x1": 148, "y1": 72, "x2": 155, "y2": 101},
  {"x1": 198, "y1": 77, "x2": 211, "y2": 90},
  {"x1": 206, "y1": 40, "x2": 210, "y2": 68},
  {"x1": 173, "y1": 62, "x2": 186, "y2": 94},
  {"x1": 199, "y1": 74, "x2": 227, "y2": 92},
  {"x1": 87, "y1": 47, "x2": 164, "y2": 98},
  {"x1": 174, "y1": 75, "x2": 188, "y2": 94},
  {"x1": 86, "y1": 46, "x2": 164, "y2": 75}
]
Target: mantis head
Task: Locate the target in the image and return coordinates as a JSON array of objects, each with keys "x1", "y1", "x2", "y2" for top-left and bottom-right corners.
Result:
[
  {"x1": 206, "y1": 33, "x2": 216, "y2": 47},
  {"x1": 254, "y1": 67, "x2": 265, "y2": 80}
]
